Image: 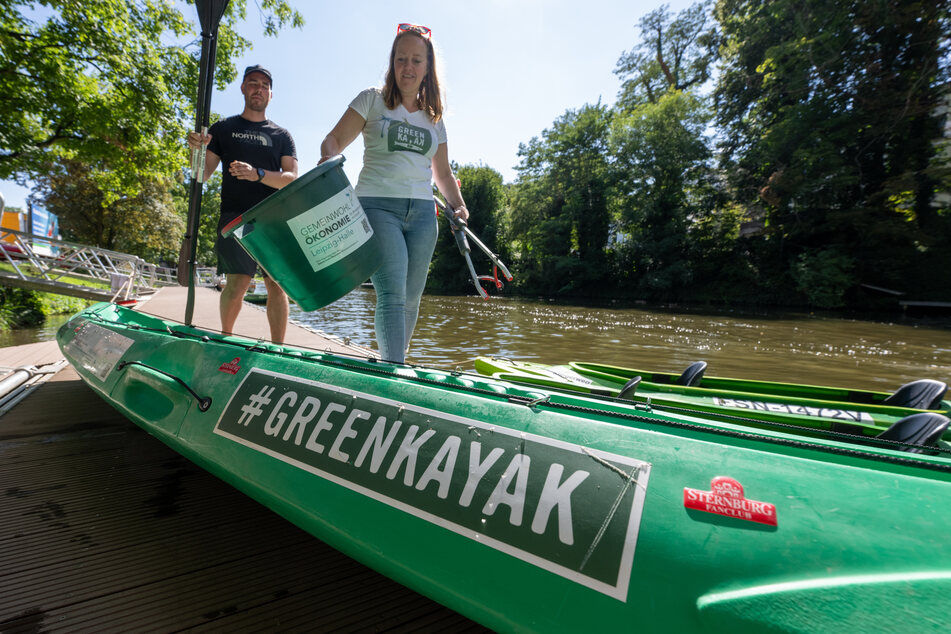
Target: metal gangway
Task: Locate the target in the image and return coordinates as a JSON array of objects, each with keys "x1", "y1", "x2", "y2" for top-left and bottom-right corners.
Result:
[{"x1": 0, "y1": 227, "x2": 215, "y2": 302}]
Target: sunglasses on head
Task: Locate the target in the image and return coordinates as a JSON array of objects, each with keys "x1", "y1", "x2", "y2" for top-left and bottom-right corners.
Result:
[{"x1": 397, "y1": 23, "x2": 431, "y2": 39}]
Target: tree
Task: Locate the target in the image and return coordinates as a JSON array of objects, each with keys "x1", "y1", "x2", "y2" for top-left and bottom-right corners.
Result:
[
  {"x1": 428, "y1": 163, "x2": 507, "y2": 295},
  {"x1": 614, "y1": 1, "x2": 717, "y2": 109},
  {"x1": 610, "y1": 2, "x2": 724, "y2": 300},
  {"x1": 611, "y1": 91, "x2": 719, "y2": 297},
  {"x1": 714, "y1": 0, "x2": 951, "y2": 302},
  {"x1": 509, "y1": 103, "x2": 614, "y2": 296},
  {"x1": 0, "y1": 0, "x2": 303, "y2": 199},
  {"x1": 33, "y1": 159, "x2": 183, "y2": 263}
]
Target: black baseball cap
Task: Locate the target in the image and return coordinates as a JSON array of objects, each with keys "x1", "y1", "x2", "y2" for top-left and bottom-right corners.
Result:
[{"x1": 243, "y1": 64, "x2": 273, "y2": 86}]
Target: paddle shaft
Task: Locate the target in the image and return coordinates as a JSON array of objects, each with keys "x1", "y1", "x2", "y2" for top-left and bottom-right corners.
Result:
[{"x1": 183, "y1": 1, "x2": 229, "y2": 324}]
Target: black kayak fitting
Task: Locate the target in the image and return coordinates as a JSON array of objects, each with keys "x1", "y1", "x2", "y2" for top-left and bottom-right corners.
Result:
[
  {"x1": 675, "y1": 361, "x2": 708, "y2": 387},
  {"x1": 875, "y1": 412, "x2": 950, "y2": 454},
  {"x1": 883, "y1": 379, "x2": 948, "y2": 410}
]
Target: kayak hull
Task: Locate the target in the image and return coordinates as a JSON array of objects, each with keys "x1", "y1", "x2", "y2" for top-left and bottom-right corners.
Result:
[{"x1": 58, "y1": 304, "x2": 951, "y2": 633}]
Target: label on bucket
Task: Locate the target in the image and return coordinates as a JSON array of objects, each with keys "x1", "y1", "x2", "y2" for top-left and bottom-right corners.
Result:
[{"x1": 286, "y1": 186, "x2": 374, "y2": 272}]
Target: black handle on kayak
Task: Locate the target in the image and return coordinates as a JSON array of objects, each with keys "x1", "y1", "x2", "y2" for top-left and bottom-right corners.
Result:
[{"x1": 117, "y1": 360, "x2": 213, "y2": 412}]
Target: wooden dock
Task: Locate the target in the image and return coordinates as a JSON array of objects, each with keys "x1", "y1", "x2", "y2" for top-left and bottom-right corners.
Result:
[{"x1": 0, "y1": 288, "x2": 488, "y2": 632}]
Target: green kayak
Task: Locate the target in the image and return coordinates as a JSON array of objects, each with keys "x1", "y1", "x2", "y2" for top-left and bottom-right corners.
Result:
[
  {"x1": 58, "y1": 303, "x2": 951, "y2": 633},
  {"x1": 474, "y1": 356, "x2": 950, "y2": 439}
]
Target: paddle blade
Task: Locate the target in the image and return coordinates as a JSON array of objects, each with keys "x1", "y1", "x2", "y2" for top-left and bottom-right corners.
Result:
[{"x1": 195, "y1": 0, "x2": 229, "y2": 34}]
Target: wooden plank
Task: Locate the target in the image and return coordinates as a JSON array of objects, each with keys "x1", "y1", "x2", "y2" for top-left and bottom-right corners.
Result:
[
  {"x1": 899, "y1": 300, "x2": 951, "y2": 308},
  {"x1": 137, "y1": 286, "x2": 375, "y2": 357},
  {"x1": 0, "y1": 353, "x2": 486, "y2": 632},
  {"x1": 0, "y1": 340, "x2": 63, "y2": 371}
]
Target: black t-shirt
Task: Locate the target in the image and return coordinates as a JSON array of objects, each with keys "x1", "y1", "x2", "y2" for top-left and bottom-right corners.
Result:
[{"x1": 207, "y1": 115, "x2": 297, "y2": 218}]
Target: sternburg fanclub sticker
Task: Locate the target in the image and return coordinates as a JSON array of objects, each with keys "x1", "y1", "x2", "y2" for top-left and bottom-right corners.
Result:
[
  {"x1": 214, "y1": 368, "x2": 652, "y2": 601},
  {"x1": 683, "y1": 476, "x2": 777, "y2": 526}
]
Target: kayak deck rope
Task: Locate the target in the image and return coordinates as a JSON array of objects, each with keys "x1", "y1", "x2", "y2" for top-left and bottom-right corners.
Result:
[{"x1": 85, "y1": 309, "x2": 951, "y2": 474}]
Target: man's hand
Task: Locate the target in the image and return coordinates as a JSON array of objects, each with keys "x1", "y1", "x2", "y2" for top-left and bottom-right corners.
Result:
[
  {"x1": 187, "y1": 130, "x2": 211, "y2": 149},
  {"x1": 229, "y1": 160, "x2": 260, "y2": 181}
]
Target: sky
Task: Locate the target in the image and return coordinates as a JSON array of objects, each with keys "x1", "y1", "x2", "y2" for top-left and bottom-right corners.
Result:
[{"x1": 0, "y1": 0, "x2": 697, "y2": 210}]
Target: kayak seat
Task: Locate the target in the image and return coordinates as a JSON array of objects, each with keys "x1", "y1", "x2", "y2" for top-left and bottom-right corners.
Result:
[
  {"x1": 618, "y1": 376, "x2": 642, "y2": 400},
  {"x1": 876, "y1": 412, "x2": 949, "y2": 454},
  {"x1": 882, "y1": 379, "x2": 948, "y2": 410},
  {"x1": 675, "y1": 361, "x2": 707, "y2": 387}
]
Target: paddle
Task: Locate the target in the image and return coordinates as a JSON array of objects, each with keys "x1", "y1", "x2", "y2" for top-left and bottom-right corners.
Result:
[{"x1": 179, "y1": 0, "x2": 230, "y2": 325}]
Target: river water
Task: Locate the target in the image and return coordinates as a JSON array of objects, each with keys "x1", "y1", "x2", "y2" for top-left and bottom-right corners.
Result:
[
  {"x1": 288, "y1": 287, "x2": 951, "y2": 392},
  {"x1": 4, "y1": 288, "x2": 950, "y2": 393}
]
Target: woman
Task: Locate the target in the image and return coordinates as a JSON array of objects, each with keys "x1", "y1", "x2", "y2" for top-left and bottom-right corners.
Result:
[{"x1": 320, "y1": 23, "x2": 468, "y2": 363}]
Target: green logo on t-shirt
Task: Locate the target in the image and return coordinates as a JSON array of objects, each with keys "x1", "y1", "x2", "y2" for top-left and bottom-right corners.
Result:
[{"x1": 388, "y1": 121, "x2": 432, "y2": 155}]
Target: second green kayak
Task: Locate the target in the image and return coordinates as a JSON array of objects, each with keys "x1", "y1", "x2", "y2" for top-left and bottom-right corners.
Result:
[{"x1": 474, "y1": 356, "x2": 950, "y2": 438}]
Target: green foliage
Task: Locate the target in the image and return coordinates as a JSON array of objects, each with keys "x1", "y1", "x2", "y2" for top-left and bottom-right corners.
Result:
[
  {"x1": 714, "y1": 0, "x2": 951, "y2": 293},
  {"x1": 501, "y1": 2, "x2": 722, "y2": 302},
  {"x1": 428, "y1": 164, "x2": 506, "y2": 295},
  {"x1": 0, "y1": 1, "x2": 304, "y2": 189},
  {"x1": 791, "y1": 249, "x2": 856, "y2": 308},
  {"x1": 0, "y1": 286, "x2": 43, "y2": 327},
  {"x1": 509, "y1": 103, "x2": 614, "y2": 295},
  {"x1": 0, "y1": 286, "x2": 45, "y2": 329},
  {"x1": 33, "y1": 159, "x2": 184, "y2": 263},
  {"x1": 0, "y1": 285, "x2": 86, "y2": 328},
  {"x1": 499, "y1": 0, "x2": 949, "y2": 308},
  {"x1": 610, "y1": 91, "x2": 714, "y2": 298},
  {"x1": 2, "y1": 0, "x2": 188, "y2": 191},
  {"x1": 614, "y1": 1, "x2": 717, "y2": 109}
]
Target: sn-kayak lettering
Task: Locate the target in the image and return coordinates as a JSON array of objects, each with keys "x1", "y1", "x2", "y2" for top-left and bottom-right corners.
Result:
[
  {"x1": 237, "y1": 384, "x2": 590, "y2": 545},
  {"x1": 713, "y1": 397, "x2": 873, "y2": 422}
]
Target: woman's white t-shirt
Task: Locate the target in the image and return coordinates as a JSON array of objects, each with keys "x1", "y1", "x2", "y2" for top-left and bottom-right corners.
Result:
[{"x1": 348, "y1": 87, "x2": 447, "y2": 200}]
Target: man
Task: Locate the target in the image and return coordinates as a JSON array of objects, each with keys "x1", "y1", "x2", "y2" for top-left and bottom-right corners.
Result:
[{"x1": 187, "y1": 65, "x2": 298, "y2": 343}]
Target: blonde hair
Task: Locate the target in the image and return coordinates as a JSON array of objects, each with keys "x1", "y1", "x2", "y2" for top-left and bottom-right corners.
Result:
[{"x1": 382, "y1": 31, "x2": 443, "y2": 123}]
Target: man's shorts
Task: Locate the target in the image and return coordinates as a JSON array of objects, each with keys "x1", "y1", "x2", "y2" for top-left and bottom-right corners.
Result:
[{"x1": 216, "y1": 213, "x2": 267, "y2": 277}]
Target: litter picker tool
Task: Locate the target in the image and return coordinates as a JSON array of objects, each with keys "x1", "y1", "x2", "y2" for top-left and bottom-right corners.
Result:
[{"x1": 433, "y1": 194, "x2": 513, "y2": 300}]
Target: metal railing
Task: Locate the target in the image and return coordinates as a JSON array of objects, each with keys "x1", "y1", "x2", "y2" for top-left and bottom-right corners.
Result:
[{"x1": 0, "y1": 227, "x2": 217, "y2": 302}]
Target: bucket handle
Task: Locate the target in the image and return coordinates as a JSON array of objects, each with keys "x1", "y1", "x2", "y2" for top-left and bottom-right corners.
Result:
[{"x1": 232, "y1": 219, "x2": 256, "y2": 240}]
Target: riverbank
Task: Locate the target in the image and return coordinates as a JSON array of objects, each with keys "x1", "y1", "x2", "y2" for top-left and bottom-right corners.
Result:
[{"x1": 0, "y1": 285, "x2": 89, "y2": 330}]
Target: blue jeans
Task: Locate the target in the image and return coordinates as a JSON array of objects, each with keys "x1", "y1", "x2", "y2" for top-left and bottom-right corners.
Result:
[{"x1": 360, "y1": 197, "x2": 438, "y2": 363}]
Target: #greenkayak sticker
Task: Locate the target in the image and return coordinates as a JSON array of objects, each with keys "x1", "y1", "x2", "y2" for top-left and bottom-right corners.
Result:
[
  {"x1": 214, "y1": 368, "x2": 650, "y2": 601},
  {"x1": 286, "y1": 186, "x2": 374, "y2": 272}
]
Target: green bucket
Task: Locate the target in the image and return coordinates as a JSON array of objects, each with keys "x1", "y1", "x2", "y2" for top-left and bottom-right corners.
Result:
[{"x1": 221, "y1": 156, "x2": 379, "y2": 311}]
